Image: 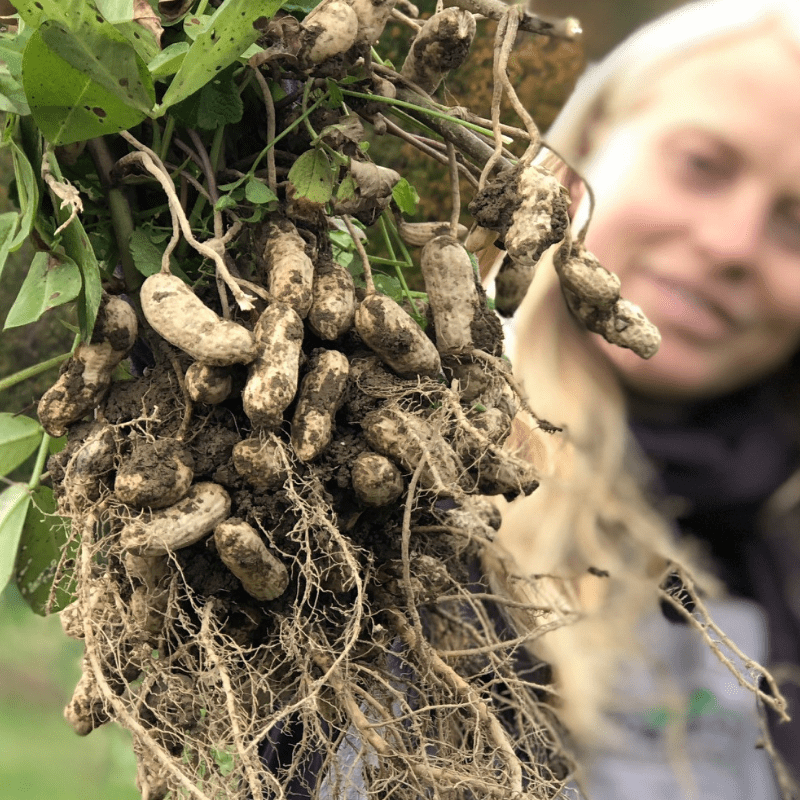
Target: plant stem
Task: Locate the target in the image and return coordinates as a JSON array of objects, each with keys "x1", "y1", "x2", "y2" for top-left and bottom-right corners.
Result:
[
  {"x1": 27, "y1": 430, "x2": 52, "y2": 491},
  {"x1": 0, "y1": 349, "x2": 72, "y2": 394}
]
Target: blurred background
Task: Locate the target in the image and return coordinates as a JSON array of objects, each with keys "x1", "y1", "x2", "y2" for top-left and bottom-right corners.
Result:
[{"x1": 0, "y1": 1, "x2": 684, "y2": 797}]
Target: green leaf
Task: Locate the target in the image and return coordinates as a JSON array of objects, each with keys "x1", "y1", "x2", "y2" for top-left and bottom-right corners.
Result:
[
  {"x1": 196, "y1": 65, "x2": 243, "y2": 129},
  {"x1": 373, "y1": 272, "x2": 404, "y2": 301},
  {"x1": 282, "y1": 0, "x2": 323, "y2": 13},
  {"x1": 128, "y1": 227, "x2": 186, "y2": 280},
  {"x1": 392, "y1": 178, "x2": 419, "y2": 216},
  {"x1": 288, "y1": 148, "x2": 335, "y2": 205},
  {"x1": 158, "y1": 0, "x2": 285, "y2": 111},
  {"x1": 245, "y1": 177, "x2": 278, "y2": 205},
  {"x1": 15, "y1": 486, "x2": 76, "y2": 615},
  {"x1": 336, "y1": 173, "x2": 357, "y2": 202},
  {"x1": 22, "y1": 28, "x2": 148, "y2": 145},
  {"x1": 8, "y1": 137, "x2": 39, "y2": 251},
  {"x1": 4, "y1": 251, "x2": 83, "y2": 329},
  {"x1": 0, "y1": 484, "x2": 32, "y2": 595},
  {"x1": 96, "y1": 0, "x2": 134, "y2": 23},
  {"x1": 214, "y1": 194, "x2": 238, "y2": 212},
  {"x1": 148, "y1": 41, "x2": 189, "y2": 79},
  {"x1": 0, "y1": 211, "x2": 20, "y2": 283},
  {"x1": 325, "y1": 77, "x2": 343, "y2": 107},
  {"x1": 39, "y1": 19, "x2": 155, "y2": 115},
  {"x1": 0, "y1": 414, "x2": 43, "y2": 479},
  {"x1": 0, "y1": 31, "x2": 33, "y2": 115}
]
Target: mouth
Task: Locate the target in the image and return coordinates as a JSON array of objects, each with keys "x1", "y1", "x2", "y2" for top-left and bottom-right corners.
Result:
[{"x1": 644, "y1": 274, "x2": 739, "y2": 341}]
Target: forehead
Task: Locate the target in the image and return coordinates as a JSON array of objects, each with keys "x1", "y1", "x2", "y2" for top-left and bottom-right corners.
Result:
[{"x1": 635, "y1": 30, "x2": 800, "y2": 172}]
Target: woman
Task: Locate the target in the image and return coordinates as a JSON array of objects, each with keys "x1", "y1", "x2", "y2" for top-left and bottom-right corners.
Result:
[{"x1": 497, "y1": 0, "x2": 800, "y2": 795}]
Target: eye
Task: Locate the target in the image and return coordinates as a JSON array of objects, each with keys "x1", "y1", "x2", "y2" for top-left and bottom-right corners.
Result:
[
  {"x1": 770, "y1": 199, "x2": 800, "y2": 252},
  {"x1": 662, "y1": 132, "x2": 739, "y2": 192}
]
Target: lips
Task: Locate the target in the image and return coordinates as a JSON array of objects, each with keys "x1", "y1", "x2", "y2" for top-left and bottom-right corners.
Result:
[{"x1": 638, "y1": 273, "x2": 740, "y2": 341}]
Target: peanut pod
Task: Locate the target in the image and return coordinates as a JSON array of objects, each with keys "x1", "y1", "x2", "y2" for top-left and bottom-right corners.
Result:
[
  {"x1": 400, "y1": 8, "x2": 476, "y2": 94},
  {"x1": 140, "y1": 272, "x2": 258, "y2": 366},
  {"x1": 362, "y1": 407, "x2": 464, "y2": 495},
  {"x1": 120, "y1": 482, "x2": 231, "y2": 556},
  {"x1": 214, "y1": 519, "x2": 289, "y2": 601},
  {"x1": 555, "y1": 241, "x2": 621, "y2": 311},
  {"x1": 291, "y1": 349, "x2": 350, "y2": 462},
  {"x1": 185, "y1": 362, "x2": 232, "y2": 405},
  {"x1": 263, "y1": 218, "x2": 314, "y2": 317},
  {"x1": 355, "y1": 293, "x2": 441, "y2": 378},
  {"x1": 232, "y1": 435, "x2": 289, "y2": 490},
  {"x1": 307, "y1": 259, "x2": 356, "y2": 341},
  {"x1": 299, "y1": 0, "x2": 359, "y2": 65},
  {"x1": 64, "y1": 658, "x2": 110, "y2": 736},
  {"x1": 565, "y1": 290, "x2": 661, "y2": 360},
  {"x1": 350, "y1": 450, "x2": 404, "y2": 507},
  {"x1": 114, "y1": 438, "x2": 194, "y2": 509},
  {"x1": 420, "y1": 235, "x2": 483, "y2": 355},
  {"x1": 38, "y1": 295, "x2": 137, "y2": 437},
  {"x1": 243, "y1": 303, "x2": 304, "y2": 429}
]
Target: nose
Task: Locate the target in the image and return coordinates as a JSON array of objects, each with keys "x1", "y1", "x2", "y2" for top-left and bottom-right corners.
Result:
[{"x1": 692, "y1": 187, "x2": 766, "y2": 274}]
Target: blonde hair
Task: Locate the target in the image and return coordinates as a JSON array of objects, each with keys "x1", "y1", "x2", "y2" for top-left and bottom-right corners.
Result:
[{"x1": 492, "y1": 0, "x2": 800, "y2": 751}]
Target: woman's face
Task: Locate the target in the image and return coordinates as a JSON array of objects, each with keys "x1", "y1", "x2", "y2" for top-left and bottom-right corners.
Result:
[{"x1": 583, "y1": 29, "x2": 800, "y2": 400}]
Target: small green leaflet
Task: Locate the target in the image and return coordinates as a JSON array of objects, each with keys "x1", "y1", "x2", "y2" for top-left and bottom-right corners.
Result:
[
  {"x1": 0, "y1": 484, "x2": 31, "y2": 596},
  {"x1": 0, "y1": 414, "x2": 43, "y2": 479},
  {"x1": 288, "y1": 148, "x2": 335, "y2": 205},
  {"x1": 149, "y1": 41, "x2": 189, "y2": 79},
  {"x1": 245, "y1": 177, "x2": 278, "y2": 205},
  {"x1": 23, "y1": 28, "x2": 147, "y2": 145},
  {"x1": 373, "y1": 272, "x2": 404, "y2": 301},
  {"x1": 392, "y1": 178, "x2": 419, "y2": 216},
  {"x1": 0, "y1": 31, "x2": 33, "y2": 115},
  {"x1": 8, "y1": 136, "x2": 39, "y2": 252},
  {"x1": 0, "y1": 212, "x2": 20, "y2": 284},
  {"x1": 158, "y1": 0, "x2": 285, "y2": 112},
  {"x1": 15, "y1": 486, "x2": 75, "y2": 616},
  {"x1": 4, "y1": 251, "x2": 81, "y2": 330}
]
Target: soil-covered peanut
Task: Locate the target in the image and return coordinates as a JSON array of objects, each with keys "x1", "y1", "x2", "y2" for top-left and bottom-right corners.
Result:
[
  {"x1": 307, "y1": 259, "x2": 356, "y2": 340},
  {"x1": 362, "y1": 406, "x2": 463, "y2": 494},
  {"x1": 232, "y1": 435, "x2": 289, "y2": 490},
  {"x1": 349, "y1": 0, "x2": 397, "y2": 47},
  {"x1": 565, "y1": 291, "x2": 661, "y2": 359},
  {"x1": 291, "y1": 349, "x2": 350, "y2": 462},
  {"x1": 120, "y1": 482, "x2": 231, "y2": 556},
  {"x1": 351, "y1": 450, "x2": 404, "y2": 506},
  {"x1": 38, "y1": 295, "x2": 138, "y2": 437},
  {"x1": 263, "y1": 219, "x2": 314, "y2": 317},
  {"x1": 420, "y1": 235, "x2": 483, "y2": 355},
  {"x1": 355, "y1": 293, "x2": 441, "y2": 378},
  {"x1": 299, "y1": 0, "x2": 359, "y2": 65},
  {"x1": 185, "y1": 362, "x2": 232, "y2": 405},
  {"x1": 400, "y1": 8, "x2": 476, "y2": 94},
  {"x1": 115, "y1": 438, "x2": 194, "y2": 509},
  {"x1": 556, "y1": 241, "x2": 620, "y2": 311},
  {"x1": 64, "y1": 660, "x2": 109, "y2": 736},
  {"x1": 243, "y1": 303, "x2": 304, "y2": 429},
  {"x1": 214, "y1": 519, "x2": 289, "y2": 601},
  {"x1": 65, "y1": 423, "x2": 116, "y2": 509},
  {"x1": 140, "y1": 272, "x2": 258, "y2": 366}
]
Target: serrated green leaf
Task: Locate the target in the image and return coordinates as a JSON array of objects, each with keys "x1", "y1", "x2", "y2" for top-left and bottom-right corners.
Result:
[
  {"x1": 23, "y1": 27, "x2": 148, "y2": 145},
  {"x1": 158, "y1": 0, "x2": 284, "y2": 111},
  {"x1": 4, "y1": 251, "x2": 82, "y2": 329},
  {"x1": 0, "y1": 414, "x2": 43, "y2": 479},
  {"x1": 392, "y1": 177, "x2": 419, "y2": 216},
  {"x1": 245, "y1": 177, "x2": 278, "y2": 205},
  {"x1": 14, "y1": 486, "x2": 75, "y2": 615},
  {"x1": 9, "y1": 137, "x2": 39, "y2": 251},
  {"x1": 148, "y1": 41, "x2": 189, "y2": 79},
  {"x1": 288, "y1": 148, "x2": 335, "y2": 205},
  {"x1": 0, "y1": 484, "x2": 32, "y2": 594},
  {"x1": 196, "y1": 65, "x2": 243, "y2": 129}
]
